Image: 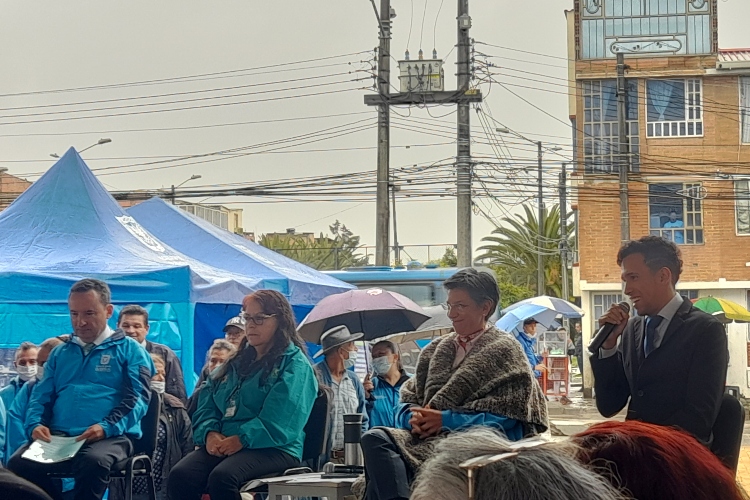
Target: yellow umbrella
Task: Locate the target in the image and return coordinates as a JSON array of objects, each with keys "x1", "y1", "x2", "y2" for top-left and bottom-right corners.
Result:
[{"x1": 693, "y1": 297, "x2": 750, "y2": 324}]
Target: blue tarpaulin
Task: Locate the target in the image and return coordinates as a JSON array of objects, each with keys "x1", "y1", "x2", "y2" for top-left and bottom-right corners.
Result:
[
  {"x1": 127, "y1": 196, "x2": 353, "y2": 373},
  {"x1": 0, "y1": 148, "x2": 272, "y2": 388}
]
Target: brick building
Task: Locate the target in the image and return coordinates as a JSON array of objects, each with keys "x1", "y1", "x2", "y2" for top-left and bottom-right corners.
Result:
[
  {"x1": 566, "y1": 1, "x2": 750, "y2": 395},
  {"x1": 0, "y1": 170, "x2": 32, "y2": 210}
]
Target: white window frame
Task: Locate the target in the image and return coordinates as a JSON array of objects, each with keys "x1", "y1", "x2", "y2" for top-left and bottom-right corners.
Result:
[
  {"x1": 648, "y1": 182, "x2": 705, "y2": 245},
  {"x1": 646, "y1": 78, "x2": 704, "y2": 138},
  {"x1": 741, "y1": 77, "x2": 750, "y2": 144},
  {"x1": 736, "y1": 179, "x2": 750, "y2": 236}
]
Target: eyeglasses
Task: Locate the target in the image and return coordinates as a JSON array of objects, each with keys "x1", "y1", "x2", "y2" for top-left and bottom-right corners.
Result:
[
  {"x1": 242, "y1": 313, "x2": 276, "y2": 326},
  {"x1": 445, "y1": 303, "x2": 468, "y2": 313}
]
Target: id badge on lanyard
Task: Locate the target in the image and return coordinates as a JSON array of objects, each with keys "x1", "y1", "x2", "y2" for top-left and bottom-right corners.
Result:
[{"x1": 225, "y1": 383, "x2": 241, "y2": 418}]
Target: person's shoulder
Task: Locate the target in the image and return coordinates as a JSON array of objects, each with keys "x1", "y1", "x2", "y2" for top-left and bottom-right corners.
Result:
[
  {"x1": 148, "y1": 341, "x2": 177, "y2": 356},
  {"x1": 684, "y1": 306, "x2": 725, "y2": 332}
]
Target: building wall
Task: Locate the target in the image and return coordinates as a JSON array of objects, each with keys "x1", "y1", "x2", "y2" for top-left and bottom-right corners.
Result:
[{"x1": 0, "y1": 173, "x2": 32, "y2": 210}]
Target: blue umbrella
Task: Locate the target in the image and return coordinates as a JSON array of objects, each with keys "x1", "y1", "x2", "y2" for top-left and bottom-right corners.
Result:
[
  {"x1": 496, "y1": 303, "x2": 559, "y2": 333},
  {"x1": 502, "y1": 295, "x2": 584, "y2": 318}
]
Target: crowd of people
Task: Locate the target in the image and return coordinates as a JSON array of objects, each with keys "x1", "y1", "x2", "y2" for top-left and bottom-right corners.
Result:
[{"x1": 0, "y1": 236, "x2": 746, "y2": 500}]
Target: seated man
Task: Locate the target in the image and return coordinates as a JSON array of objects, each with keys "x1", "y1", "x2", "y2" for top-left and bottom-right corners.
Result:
[
  {"x1": 314, "y1": 326, "x2": 369, "y2": 463},
  {"x1": 8, "y1": 279, "x2": 154, "y2": 500},
  {"x1": 361, "y1": 269, "x2": 548, "y2": 500},
  {"x1": 118, "y1": 305, "x2": 187, "y2": 404},
  {"x1": 5, "y1": 336, "x2": 68, "y2": 463},
  {"x1": 0, "y1": 342, "x2": 38, "y2": 412}
]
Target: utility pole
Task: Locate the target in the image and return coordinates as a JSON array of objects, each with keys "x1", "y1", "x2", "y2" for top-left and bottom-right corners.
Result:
[
  {"x1": 364, "y1": 2, "x2": 481, "y2": 266},
  {"x1": 537, "y1": 141, "x2": 545, "y2": 296},
  {"x1": 375, "y1": 0, "x2": 392, "y2": 266},
  {"x1": 559, "y1": 162, "x2": 569, "y2": 301},
  {"x1": 391, "y1": 174, "x2": 401, "y2": 265},
  {"x1": 456, "y1": 0, "x2": 472, "y2": 267},
  {"x1": 616, "y1": 52, "x2": 630, "y2": 246}
]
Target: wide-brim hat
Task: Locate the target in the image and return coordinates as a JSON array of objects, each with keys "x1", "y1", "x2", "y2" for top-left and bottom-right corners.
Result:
[{"x1": 313, "y1": 325, "x2": 364, "y2": 358}]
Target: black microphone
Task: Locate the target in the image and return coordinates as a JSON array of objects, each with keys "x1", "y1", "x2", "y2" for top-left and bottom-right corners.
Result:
[{"x1": 587, "y1": 302, "x2": 630, "y2": 354}]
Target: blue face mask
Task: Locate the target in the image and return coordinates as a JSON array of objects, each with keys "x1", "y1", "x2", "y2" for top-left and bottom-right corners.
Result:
[{"x1": 372, "y1": 356, "x2": 393, "y2": 376}]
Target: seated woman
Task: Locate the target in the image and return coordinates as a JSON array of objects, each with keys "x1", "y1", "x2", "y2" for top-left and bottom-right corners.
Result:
[
  {"x1": 110, "y1": 353, "x2": 193, "y2": 500},
  {"x1": 167, "y1": 290, "x2": 318, "y2": 500},
  {"x1": 361, "y1": 269, "x2": 548, "y2": 500},
  {"x1": 186, "y1": 339, "x2": 236, "y2": 419},
  {"x1": 363, "y1": 340, "x2": 410, "y2": 428},
  {"x1": 411, "y1": 427, "x2": 626, "y2": 500},
  {"x1": 572, "y1": 420, "x2": 747, "y2": 500}
]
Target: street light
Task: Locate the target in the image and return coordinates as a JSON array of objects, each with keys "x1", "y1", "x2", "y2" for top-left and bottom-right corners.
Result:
[
  {"x1": 497, "y1": 127, "x2": 564, "y2": 296},
  {"x1": 50, "y1": 138, "x2": 112, "y2": 158},
  {"x1": 171, "y1": 174, "x2": 202, "y2": 205}
]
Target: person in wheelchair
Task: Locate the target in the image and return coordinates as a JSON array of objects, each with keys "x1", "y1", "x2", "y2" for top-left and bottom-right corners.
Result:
[{"x1": 167, "y1": 290, "x2": 318, "y2": 500}]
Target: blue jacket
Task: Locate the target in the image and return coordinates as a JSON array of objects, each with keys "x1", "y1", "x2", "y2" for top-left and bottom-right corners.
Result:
[
  {"x1": 26, "y1": 330, "x2": 155, "y2": 439},
  {"x1": 394, "y1": 403, "x2": 524, "y2": 441},
  {"x1": 513, "y1": 329, "x2": 543, "y2": 378},
  {"x1": 365, "y1": 373, "x2": 409, "y2": 428},
  {"x1": 5, "y1": 379, "x2": 33, "y2": 465},
  {"x1": 0, "y1": 377, "x2": 24, "y2": 415},
  {"x1": 0, "y1": 396, "x2": 6, "y2": 465}
]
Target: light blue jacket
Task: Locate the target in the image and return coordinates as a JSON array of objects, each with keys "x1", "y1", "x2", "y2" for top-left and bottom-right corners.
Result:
[
  {"x1": 394, "y1": 403, "x2": 524, "y2": 441},
  {"x1": 0, "y1": 396, "x2": 6, "y2": 465},
  {"x1": 25, "y1": 331, "x2": 155, "y2": 439},
  {"x1": 5, "y1": 379, "x2": 33, "y2": 464},
  {"x1": 0, "y1": 377, "x2": 23, "y2": 415},
  {"x1": 513, "y1": 329, "x2": 543, "y2": 378}
]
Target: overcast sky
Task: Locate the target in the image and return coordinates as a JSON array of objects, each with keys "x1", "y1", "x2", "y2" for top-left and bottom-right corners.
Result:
[{"x1": 1, "y1": 0, "x2": 748, "y2": 259}]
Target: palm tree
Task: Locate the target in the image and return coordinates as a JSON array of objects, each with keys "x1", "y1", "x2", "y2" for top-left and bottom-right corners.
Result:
[{"x1": 476, "y1": 204, "x2": 574, "y2": 297}]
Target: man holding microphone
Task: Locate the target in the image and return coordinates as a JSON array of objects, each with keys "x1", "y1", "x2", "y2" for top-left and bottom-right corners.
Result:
[{"x1": 590, "y1": 236, "x2": 727, "y2": 445}]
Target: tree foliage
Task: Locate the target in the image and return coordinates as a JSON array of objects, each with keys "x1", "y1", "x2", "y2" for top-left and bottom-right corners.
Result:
[
  {"x1": 477, "y1": 204, "x2": 574, "y2": 298},
  {"x1": 258, "y1": 220, "x2": 369, "y2": 270}
]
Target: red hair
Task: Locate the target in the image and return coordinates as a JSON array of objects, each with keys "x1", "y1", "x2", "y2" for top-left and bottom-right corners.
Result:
[{"x1": 572, "y1": 421, "x2": 746, "y2": 500}]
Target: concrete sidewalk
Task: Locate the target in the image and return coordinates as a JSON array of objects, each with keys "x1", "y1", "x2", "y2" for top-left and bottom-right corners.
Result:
[{"x1": 738, "y1": 447, "x2": 750, "y2": 491}]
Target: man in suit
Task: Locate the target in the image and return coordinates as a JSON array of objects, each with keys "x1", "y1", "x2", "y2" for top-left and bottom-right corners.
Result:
[
  {"x1": 590, "y1": 236, "x2": 727, "y2": 444},
  {"x1": 117, "y1": 305, "x2": 187, "y2": 404}
]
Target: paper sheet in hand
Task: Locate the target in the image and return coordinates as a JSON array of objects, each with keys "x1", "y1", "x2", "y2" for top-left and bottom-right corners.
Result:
[{"x1": 22, "y1": 436, "x2": 85, "y2": 463}]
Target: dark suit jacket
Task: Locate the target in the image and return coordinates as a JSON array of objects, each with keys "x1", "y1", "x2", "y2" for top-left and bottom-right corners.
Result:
[
  {"x1": 590, "y1": 296, "x2": 728, "y2": 444},
  {"x1": 146, "y1": 341, "x2": 187, "y2": 404}
]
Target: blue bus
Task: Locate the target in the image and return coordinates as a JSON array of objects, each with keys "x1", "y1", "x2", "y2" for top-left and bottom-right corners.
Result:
[{"x1": 325, "y1": 266, "x2": 471, "y2": 307}]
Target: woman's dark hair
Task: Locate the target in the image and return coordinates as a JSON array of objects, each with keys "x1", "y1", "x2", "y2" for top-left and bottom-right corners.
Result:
[
  {"x1": 617, "y1": 236, "x2": 683, "y2": 285},
  {"x1": 372, "y1": 340, "x2": 405, "y2": 373},
  {"x1": 214, "y1": 290, "x2": 308, "y2": 381},
  {"x1": 443, "y1": 268, "x2": 500, "y2": 321}
]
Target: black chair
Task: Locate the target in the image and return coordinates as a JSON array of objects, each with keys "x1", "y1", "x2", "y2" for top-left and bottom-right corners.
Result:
[
  {"x1": 286, "y1": 385, "x2": 333, "y2": 474},
  {"x1": 710, "y1": 392, "x2": 745, "y2": 474},
  {"x1": 48, "y1": 392, "x2": 162, "y2": 500}
]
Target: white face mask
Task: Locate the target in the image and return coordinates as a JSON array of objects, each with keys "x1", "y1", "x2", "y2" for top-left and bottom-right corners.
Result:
[
  {"x1": 372, "y1": 356, "x2": 394, "y2": 376},
  {"x1": 342, "y1": 349, "x2": 357, "y2": 369},
  {"x1": 150, "y1": 381, "x2": 166, "y2": 394},
  {"x1": 16, "y1": 364, "x2": 37, "y2": 381}
]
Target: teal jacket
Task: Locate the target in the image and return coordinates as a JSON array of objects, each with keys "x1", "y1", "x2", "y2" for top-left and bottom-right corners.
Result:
[{"x1": 193, "y1": 343, "x2": 318, "y2": 461}]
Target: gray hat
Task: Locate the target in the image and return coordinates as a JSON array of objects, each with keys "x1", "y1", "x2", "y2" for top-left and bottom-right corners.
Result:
[
  {"x1": 314, "y1": 325, "x2": 363, "y2": 358},
  {"x1": 223, "y1": 316, "x2": 245, "y2": 332}
]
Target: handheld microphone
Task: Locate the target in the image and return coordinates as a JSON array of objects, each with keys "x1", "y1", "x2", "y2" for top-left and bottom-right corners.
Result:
[{"x1": 587, "y1": 302, "x2": 630, "y2": 354}]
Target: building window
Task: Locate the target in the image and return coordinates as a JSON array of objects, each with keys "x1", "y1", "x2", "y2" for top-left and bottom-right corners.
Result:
[
  {"x1": 592, "y1": 293, "x2": 623, "y2": 332},
  {"x1": 649, "y1": 183, "x2": 704, "y2": 244},
  {"x1": 680, "y1": 290, "x2": 699, "y2": 300},
  {"x1": 582, "y1": 79, "x2": 640, "y2": 174},
  {"x1": 736, "y1": 180, "x2": 750, "y2": 235},
  {"x1": 742, "y1": 77, "x2": 750, "y2": 144},
  {"x1": 646, "y1": 79, "x2": 703, "y2": 137}
]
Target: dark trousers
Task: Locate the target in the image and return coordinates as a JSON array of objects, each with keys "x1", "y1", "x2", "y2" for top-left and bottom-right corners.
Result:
[
  {"x1": 7, "y1": 436, "x2": 132, "y2": 500},
  {"x1": 362, "y1": 428, "x2": 413, "y2": 500},
  {"x1": 166, "y1": 446, "x2": 299, "y2": 500}
]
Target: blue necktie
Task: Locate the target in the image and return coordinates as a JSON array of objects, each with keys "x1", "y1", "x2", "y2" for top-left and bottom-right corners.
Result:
[{"x1": 644, "y1": 315, "x2": 663, "y2": 357}]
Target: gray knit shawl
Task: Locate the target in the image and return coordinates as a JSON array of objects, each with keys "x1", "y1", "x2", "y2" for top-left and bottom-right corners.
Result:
[{"x1": 382, "y1": 325, "x2": 549, "y2": 470}]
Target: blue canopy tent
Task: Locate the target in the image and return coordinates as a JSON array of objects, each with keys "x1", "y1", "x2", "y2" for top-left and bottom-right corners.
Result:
[
  {"x1": 0, "y1": 148, "x2": 265, "y2": 388},
  {"x1": 127, "y1": 196, "x2": 353, "y2": 374}
]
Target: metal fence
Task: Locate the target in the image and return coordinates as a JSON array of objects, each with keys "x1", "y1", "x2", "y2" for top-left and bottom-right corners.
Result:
[{"x1": 266, "y1": 244, "x2": 458, "y2": 270}]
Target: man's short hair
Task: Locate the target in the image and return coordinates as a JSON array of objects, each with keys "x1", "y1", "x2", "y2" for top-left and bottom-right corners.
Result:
[
  {"x1": 39, "y1": 336, "x2": 66, "y2": 351},
  {"x1": 444, "y1": 268, "x2": 500, "y2": 321},
  {"x1": 15, "y1": 341, "x2": 37, "y2": 359},
  {"x1": 617, "y1": 236, "x2": 683, "y2": 285},
  {"x1": 69, "y1": 278, "x2": 111, "y2": 306},
  {"x1": 118, "y1": 305, "x2": 149, "y2": 326}
]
